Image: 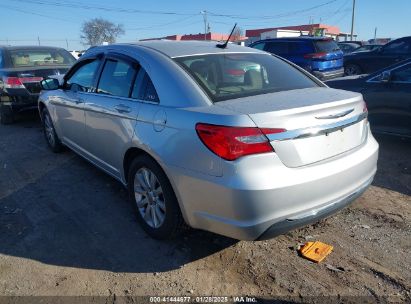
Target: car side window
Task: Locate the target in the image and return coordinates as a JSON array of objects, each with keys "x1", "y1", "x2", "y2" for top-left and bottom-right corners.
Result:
[
  {"x1": 289, "y1": 42, "x2": 314, "y2": 54},
  {"x1": 97, "y1": 58, "x2": 137, "y2": 98},
  {"x1": 264, "y1": 42, "x2": 289, "y2": 55},
  {"x1": 252, "y1": 43, "x2": 265, "y2": 50},
  {"x1": 131, "y1": 68, "x2": 159, "y2": 102},
  {"x1": 65, "y1": 59, "x2": 101, "y2": 92},
  {"x1": 391, "y1": 64, "x2": 411, "y2": 82},
  {"x1": 383, "y1": 40, "x2": 411, "y2": 54}
]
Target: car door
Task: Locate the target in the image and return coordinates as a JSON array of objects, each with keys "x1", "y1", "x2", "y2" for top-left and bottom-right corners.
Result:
[
  {"x1": 364, "y1": 38, "x2": 411, "y2": 72},
  {"x1": 83, "y1": 53, "x2": 141, "y2": 178},
  {"x1": 362, "y1": 62, "x2": 411, "y2": 136},
  {"x1": 53, "y1": 57, "x2": 102, "y2": 151}
]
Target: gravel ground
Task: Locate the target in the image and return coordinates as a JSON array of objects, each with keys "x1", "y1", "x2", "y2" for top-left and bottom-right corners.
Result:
[{"x1": 0, "y1": 114, "x2": 410, "y2": 303}]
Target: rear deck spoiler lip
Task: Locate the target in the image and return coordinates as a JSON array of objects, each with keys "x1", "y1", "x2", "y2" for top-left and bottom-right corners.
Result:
[{"x1": 266, "y1": 111, "x2": 368, "y2": 142}]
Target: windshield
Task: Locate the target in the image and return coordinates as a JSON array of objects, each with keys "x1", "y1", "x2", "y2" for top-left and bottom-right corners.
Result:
[
  {"x1": 174, "y1": 53, "x2": 319, "y2": 102},
  {"x1": 9, "y1": 48, "x2": 76, "y2": 67},
  {"x1": 314, "y1": 40, "x2": 340, "y2": 52}
]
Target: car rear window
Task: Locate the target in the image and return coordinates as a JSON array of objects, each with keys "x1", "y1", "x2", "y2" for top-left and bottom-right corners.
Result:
[
  {"x1": 174, "y1": 53, "x2": 319, "y2": 102},
  {"x1": 314, "y1": 40, "x2": 340, "y2": 53},
  {"x1": 9, "y1": 48, "x2": 76, "y2": 67}
]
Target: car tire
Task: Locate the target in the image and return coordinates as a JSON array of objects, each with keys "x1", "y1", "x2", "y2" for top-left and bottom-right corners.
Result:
[
  {"x1": 42, "y1": 108, "x2": 63, "y2": 153},
  {"x1": 345, "y1": 63, "x2": 362, "y2": 76},
  {"x1": 128, "y1": 155, "x2": 186, "y2": 239},
  {"x1": 0, "y1": 105, "x2": 14, "y2": 125}
]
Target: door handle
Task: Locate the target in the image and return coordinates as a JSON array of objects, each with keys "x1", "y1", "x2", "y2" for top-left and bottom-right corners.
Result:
[{"x1": 114, "y1": 104, "x2": 131, "y2": 113}]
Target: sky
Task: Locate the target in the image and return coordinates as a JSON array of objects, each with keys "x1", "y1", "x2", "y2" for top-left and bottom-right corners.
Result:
[{"x1": 0, "y1": 0, "x2": 410, "y2": 50}]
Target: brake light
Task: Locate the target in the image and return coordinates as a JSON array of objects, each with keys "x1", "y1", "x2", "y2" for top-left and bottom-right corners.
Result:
[
  {"x1": 195, "y1": 123, "x2": 286, "y2": 161},
  {"x1": 304, "y1": 52, "x2": 328, "y2": 59},
  {"x1": 2, "y1": 76, "x2": 43, "y2": 89}
]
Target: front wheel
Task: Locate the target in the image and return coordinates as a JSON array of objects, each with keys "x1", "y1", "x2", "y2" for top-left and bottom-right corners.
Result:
[
  {"x1": 42, "y1": 108, "x2": 63, "y2": 153},
  {"x1": 128, "y1": 155, "x2": 186, "y2": 239},
  {"x1": 345, "y1": 63, "x2": 362, "y2": 76}
]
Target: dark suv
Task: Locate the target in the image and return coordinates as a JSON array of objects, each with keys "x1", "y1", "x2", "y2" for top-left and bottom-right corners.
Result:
[
  {"x1": 0, "y1": 46, "x2": 75, "y2": 124},
  {"x1": 249, "y1": 37, "x2": 344, "y2": 80},
  {"x1": 344, "y1": 36, "x2": 411, "y2": 75}
]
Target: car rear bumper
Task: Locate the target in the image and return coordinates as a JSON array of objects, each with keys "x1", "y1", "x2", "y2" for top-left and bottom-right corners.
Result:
[
  {"x1": 313, "y1": 68, "x2": 345, "y2": 80},
  {"x1": 166, "y1": 126, "x2": 379, "y2": 241},
  {"x1": 257, "y1": 176, "x2": 371, "y2": 240},
  {"x1": 0, "y1": 93, "x2": 39, "y2": 113},
  {"x1": 312, "y1": 67, "x2": 344, "y2": 80}
]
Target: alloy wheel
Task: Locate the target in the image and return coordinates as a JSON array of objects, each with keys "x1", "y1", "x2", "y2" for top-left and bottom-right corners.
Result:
[
  {"x1": 134, "y1": 167, "x2": 166, "y2": 228},
  {"x1": 44, "y1": 113, "x2": 55, "y2": 146}
]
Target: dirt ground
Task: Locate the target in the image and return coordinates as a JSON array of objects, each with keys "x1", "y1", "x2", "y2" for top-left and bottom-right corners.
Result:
[{"x1": 0, "y1": 113, "x2": 410, "y2": 303}]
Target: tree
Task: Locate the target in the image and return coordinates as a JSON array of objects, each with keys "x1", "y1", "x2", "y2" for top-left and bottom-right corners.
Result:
[
  {"x1": 231, "y1": 27, "x2": 244, "y2": 42},
  {"x1": 80, "y1": 18, "x2": 125, "y2": 47}
]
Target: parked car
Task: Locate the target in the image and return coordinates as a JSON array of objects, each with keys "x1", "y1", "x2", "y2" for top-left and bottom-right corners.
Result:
[
  {"x1": 352, "y1": 44, "x2": 382, "y2": 53},
  {"x1": 249, "y1": 37, "x2": 344, "y2": 80},
  {"x1": 38, "y1": 41, "x2": 378, "y2": 240},
  {"x1": 338, "y1": 42, "x2": 360, "y2": 54},
  {"x1": 327, "y1": 59, "x2": 411, "y2": 138},
  {"x1": 344, "y1": 36, "x2": 411, "y2": 76},
  {"x1": 0, "y1": 46, "x2": 76, "y2": 124},
  {"x1": 341, "y1": 41, "x2": 364, "y2": 47}
]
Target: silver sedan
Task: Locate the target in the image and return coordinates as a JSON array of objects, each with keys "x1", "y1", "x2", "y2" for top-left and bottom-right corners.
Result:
[{"x1": 38, "y1": 41, "x2": 378, "y2": 240}]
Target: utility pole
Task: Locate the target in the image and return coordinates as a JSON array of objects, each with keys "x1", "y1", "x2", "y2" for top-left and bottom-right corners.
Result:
[
  {"x1": 37, "y1": 36, "x2": 40, "y2": 46},
  {"x1": 201, "y1": 10, "x2": 207, "y2": 40},
  {"x1": 65, "y1": 38, "x2": 69, "y2": 50},
  {"x1": 374, "y1": 27, "x2": 377, "y2": 41},
  {"x1": 350, "y1": 0, "x2": 356, "y2": 41}
]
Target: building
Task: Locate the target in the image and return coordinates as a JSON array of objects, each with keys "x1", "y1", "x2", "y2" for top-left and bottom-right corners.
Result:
[
  {"x1": 245, "y1": 24, "x2": 357, "y2": 44},
  {"x1": 140, "y1": 32, "x2": 247, "y2": 42}
]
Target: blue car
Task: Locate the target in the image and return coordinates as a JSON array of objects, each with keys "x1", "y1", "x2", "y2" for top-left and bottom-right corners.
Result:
[{"x1": 249, "y1": 37, "x2": 344, "y2": 80}]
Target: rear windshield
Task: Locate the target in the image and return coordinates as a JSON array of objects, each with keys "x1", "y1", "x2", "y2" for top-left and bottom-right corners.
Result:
[
  {"x1": 314, "y1": 40, "x2": 340, "y2": 52},
  {"x1": 174, "y1": 53, "x2": 319, "y2": 102},
  {"x1": 9, "y1": 48, "x2": 76, "y2": 68}
]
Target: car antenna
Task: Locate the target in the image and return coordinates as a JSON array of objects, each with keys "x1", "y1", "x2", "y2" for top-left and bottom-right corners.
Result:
[{"x1": 216, "y1": 23, "x2": 237, "y2": 49}]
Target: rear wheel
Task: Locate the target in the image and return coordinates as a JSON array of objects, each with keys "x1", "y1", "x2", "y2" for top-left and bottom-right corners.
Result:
[
  {"x1": 42, "y1": 108, "x2": 63, "y2": 152},
  {"x1": 0, "y1": 105, "x2": 14, "y2": 125},
  {"x1": 128, "y1": 155, "x2": 186, "y2": 239},
  {"x1": 345, "y1": 63, "x2": 362, "y2": 76}
]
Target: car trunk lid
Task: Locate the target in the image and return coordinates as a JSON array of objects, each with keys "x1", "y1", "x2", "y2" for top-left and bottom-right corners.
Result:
[
  {"x1": 2, "y1": 66, "x2": 70, "y2": 94},
  {"x1": 215, "y1": 87, "x2": 368, "y2": 167}
]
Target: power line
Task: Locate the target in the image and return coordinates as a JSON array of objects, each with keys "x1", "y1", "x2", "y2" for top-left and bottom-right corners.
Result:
[
  {"x1": 8, "y1": 0, "x2": 198, "y2": 16},
  {"x1": 8, "y1": 0, "x2": 339, "y2": 21},
  {"x1": 126, "y1": 15, "x2": 198, "y2": 31},
  {"x1": 206, "y1": 0, "x2": 339, "y2": 20},
  {"x1": 0, "y1": 3, "x2": 78, "y2": 23}
]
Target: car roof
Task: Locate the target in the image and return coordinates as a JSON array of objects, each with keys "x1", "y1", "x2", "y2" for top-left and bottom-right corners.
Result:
[
  {"x1": 0, "y1": 45, "x2": 66, "y2": 51},
  {"x1": 253, "y1": 36, "x2": 332, "y2": 43},
  {"x1": 106, "y1": 41, "x2": 265, "y2": 58}
]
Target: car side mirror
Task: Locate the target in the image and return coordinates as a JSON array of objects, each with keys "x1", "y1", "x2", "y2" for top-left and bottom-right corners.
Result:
[
  {"x1": 40, "y1": 78, "x2": 60, "y2": 90},
  {"x1": 379, "y1": 71, "x2": 391, "y2": 83}
]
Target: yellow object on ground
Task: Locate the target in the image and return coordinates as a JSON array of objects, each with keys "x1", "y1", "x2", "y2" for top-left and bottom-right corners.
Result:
[{"x1": 299, "y1": 241, "x2": 333, "y2": 263}]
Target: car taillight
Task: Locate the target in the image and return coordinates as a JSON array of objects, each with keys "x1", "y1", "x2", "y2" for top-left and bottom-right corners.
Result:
[
  {"x1": 363, "y1": 102, "x2": 368, "y2": 113},
  {"x1": 304, "y1": 52, "x2": 328, "y2": 59},
  {"x1": 363, "y1": 102, "x2": 368, "y2": 123},
  {"x1": 195, "y1": 123, "x2": 286, "y2": 161},
  {"x1": 2, "y1": 76, "x2": 43, "y2": 89}
]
